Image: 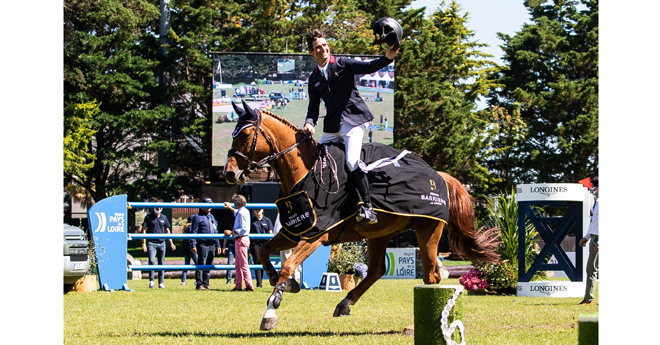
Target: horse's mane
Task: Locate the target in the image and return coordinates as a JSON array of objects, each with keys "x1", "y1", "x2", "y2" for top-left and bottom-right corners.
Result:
[{"x1": 259, "y1": 109, "x2": 305, "y2": 135}]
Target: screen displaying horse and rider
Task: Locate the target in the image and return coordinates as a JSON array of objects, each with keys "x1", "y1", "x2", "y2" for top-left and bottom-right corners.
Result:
[{"x1": 211, "y1": 52, "x2": 395, "y2": 167}]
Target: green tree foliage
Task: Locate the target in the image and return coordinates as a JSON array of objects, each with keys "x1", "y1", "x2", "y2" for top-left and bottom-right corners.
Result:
[
  {"x1": 394, "y1": 1, "x2": 500, "y2": 199},
  {"x1": 488, "y1": 0, "x2": 598, "y2": 184},
  {"x1": 63, "y1": 101, "x2": 99, "y2": 180},
  {"x1": 64, "y1": 0, "x2": 178, "y2": 202}
]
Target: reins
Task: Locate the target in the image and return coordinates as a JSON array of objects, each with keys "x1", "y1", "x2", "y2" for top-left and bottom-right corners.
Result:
[
  {"x1": 228, "y1": 109, "x2": 340, "y2": 195},
  {"x1": 312, "y1": 144, "x2": 340, "y2": 195},
  {"x1": 228, "y1": 110, "x2": 311, "y2": 175}
]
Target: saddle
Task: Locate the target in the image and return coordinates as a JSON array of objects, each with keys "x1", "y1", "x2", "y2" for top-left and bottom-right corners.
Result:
[{"x1": 275, "y1": 142, "x2": 450, "y2": 243}]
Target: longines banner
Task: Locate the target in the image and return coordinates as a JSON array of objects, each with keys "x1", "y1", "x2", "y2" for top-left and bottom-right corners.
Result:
[
  {"x1": 517, "y1": 281, "x2": 586, "y2": 298},
  {"x1": 517, "y1": 183, "x2": 593, "y2": 204},
  {"x1": 382, "y1": 248, "x2": 416, "y2": 279},
  {"x1": 88, "y1": 195, "x2": 130, "y2": 291}
]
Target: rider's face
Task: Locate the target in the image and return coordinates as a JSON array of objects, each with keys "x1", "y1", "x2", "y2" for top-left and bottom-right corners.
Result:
[{"x1": 309, "y1": 37, "x2": 330, "y2": 66}]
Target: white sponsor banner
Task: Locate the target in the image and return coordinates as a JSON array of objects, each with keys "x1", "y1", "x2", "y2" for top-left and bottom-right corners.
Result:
[
  {"x1": 517, "y1": 281, "x2": 585, "y2": 297},
  {"x1": 382, "y1": 248, "x2": 416, "y2": 279}
]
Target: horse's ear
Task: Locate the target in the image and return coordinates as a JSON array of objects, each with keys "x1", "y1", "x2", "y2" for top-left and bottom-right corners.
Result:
[
  {"x1": 231, "y1": 101, "x2": 245, "y2": 116},
  {"x1": 240, "y1": 100, "x2": 259, "y2": 122}
]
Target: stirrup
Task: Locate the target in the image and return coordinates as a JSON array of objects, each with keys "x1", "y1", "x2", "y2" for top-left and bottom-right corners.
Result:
[{"x1": 356, "y1": 205, "x2": 378, "y2": 226}]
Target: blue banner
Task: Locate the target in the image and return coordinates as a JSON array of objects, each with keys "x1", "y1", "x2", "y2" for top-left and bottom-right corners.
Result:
[{"x1": 88, "y1": 195, "x2": 130, "y2": 291}]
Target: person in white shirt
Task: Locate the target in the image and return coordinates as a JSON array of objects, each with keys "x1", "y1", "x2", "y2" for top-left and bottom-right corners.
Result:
[
  {"x1": 273, "y1": 214, "x2": 301, "y2": 282},
  {"x1": 224, "y1": 194, "x2": 254, "y2": 291},
  {"x1": 579, "y1": 177, "x2": 598, "y2": 305}
]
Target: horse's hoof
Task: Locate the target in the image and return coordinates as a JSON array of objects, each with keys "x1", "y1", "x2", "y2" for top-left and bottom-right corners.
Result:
[
  {"x1": 284, "y1": 278, "x2": 300, "y2": 293},
  {"x1": 333, "y1": 300, "x2": 351, "y2": 317},
  {"x1": 261, "y1": 307, "x2": 278, "y2": 331},
  {"x1": 260, "y1": 317, "x2": 277, "y2": 331}
]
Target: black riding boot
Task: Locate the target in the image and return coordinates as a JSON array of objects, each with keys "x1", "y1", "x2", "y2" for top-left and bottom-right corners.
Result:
[{"x1": 351, "y1": 169, "x2": 377, "y2": 226}]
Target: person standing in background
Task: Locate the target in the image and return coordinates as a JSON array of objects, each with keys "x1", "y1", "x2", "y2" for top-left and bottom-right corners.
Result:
[
  {"x1": 224, "y1": 194, "x2": 254, "y2": 291},
  {"x1": 222, "y1": 229, "x2": 235, "y2": 285},
  {"x1": 273, "y1": 213, "x2": 301, "y2": 282},
  {"x1": 249, "y1": 209, "x2": 273, "y2": 288},
  {"x1": 579, "y1": 177, "x2": 599, "y2": 305},
  {"x1": 141, "y1": 203, "x2": 175, "y2": 289},
  {"x1": 180, "y1": 213, "x2": 198, "y2": 285},
  {"x1": 189, "y1": 197, "x2": 220, "y2": 290}
]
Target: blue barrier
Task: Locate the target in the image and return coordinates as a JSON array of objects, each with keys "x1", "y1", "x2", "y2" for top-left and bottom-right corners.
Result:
[
  {"x1": 89, "y1": 196, "x2": 329, "y2": 292},
  {"x1": 129, "y1": 233, "x2": 281, "y2": 271},
  {"x1": 128, "y1": 202, "x2": 278, "y2": 209},
  {"x1": 130, "y1": 264, "x2": 273, "y2": 271}
]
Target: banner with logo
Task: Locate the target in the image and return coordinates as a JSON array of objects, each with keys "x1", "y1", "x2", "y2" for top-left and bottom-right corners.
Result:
[
  {"x1": 382, "y1": 248, "x2": 416, "y2": 279},
  {"x1": 88, "y1": 195, "x2": 129, "y2": 291}
]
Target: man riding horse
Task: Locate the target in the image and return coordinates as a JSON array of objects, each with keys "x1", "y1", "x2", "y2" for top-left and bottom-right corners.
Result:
[{"x1": 303, "y1": 24, "x2": 400, "y2": 226}]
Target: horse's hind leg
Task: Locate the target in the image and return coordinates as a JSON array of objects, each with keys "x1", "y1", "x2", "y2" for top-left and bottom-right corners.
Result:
[
  {"x1": 334, "y1": 234, "x2": 396, "y2": 317},
  {"x1": 413, "y1": 218, "x2": 444, "y2": 284}
]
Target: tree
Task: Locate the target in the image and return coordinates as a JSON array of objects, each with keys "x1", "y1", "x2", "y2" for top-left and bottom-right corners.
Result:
[
  {"x1": 64, "y1": 0, "x2": 177, "y2": 202},
  {"x1": 63, "y1": 101, "x2": 99, "y2": 180},
  {"x1": 394, "y1": 1, "x2": 500, "y2": 199},
  {"x1": 488, "y1": 0, "x2": 598, "y2": 184}
]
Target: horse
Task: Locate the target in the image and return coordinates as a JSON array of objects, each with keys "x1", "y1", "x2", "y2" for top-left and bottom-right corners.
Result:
[{"x1": 223, "y1": 103, "x2": 499, "y2": 331}]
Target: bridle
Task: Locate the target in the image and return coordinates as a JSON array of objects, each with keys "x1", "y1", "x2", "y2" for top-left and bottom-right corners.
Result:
[{"x1": 227, "y1": 110, "x2": 311, "y2": 177}]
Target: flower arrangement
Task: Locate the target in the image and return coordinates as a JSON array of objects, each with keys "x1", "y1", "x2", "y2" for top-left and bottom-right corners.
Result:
[
  {"x1": 353, "y1": 262, "x2": 368, "y2": 280},
  {"x1": 459, "y1": 268, "x2": 488, "y2": 291},
  {"x1": 327, "y1": 242, "x2": 366, "y2": 276}
]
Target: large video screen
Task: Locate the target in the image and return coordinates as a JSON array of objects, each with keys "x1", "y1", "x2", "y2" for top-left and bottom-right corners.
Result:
[{"x1": 211, "y1": 52, "x2": 395, "y2": 167}]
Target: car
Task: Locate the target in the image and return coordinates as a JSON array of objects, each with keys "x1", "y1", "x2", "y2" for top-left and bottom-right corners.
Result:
[
  {"x1": 63, "y1": 224, "x2": 90, "y2": 293},
  {"x1": 269, "y1": 92, "x2": 290, "y2": 103}
]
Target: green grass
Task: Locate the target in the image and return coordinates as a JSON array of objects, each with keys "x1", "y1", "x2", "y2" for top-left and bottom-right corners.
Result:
[{"x1": 64, "y1": 277, "x2": 598, "y2": 344}]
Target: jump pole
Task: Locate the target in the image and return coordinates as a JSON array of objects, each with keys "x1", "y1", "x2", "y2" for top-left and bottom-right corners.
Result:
[{"x1": 412, "y1": 285, "x2": 466, "y2": 345}]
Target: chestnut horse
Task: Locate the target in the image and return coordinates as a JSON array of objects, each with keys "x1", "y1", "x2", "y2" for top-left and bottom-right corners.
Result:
[{"x1": 223, "y1": 105, "x2": 498, "y2": 331}]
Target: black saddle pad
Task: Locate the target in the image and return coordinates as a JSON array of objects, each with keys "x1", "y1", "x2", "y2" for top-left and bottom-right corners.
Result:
[{"x1": 275, "y1": 143, "x2": 449, "y2": 243}]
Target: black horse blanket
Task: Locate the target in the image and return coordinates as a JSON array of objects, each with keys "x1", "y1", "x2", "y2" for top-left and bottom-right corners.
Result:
[{"x1": 275, "y1": 143, "x2": 450, "y2": 242}]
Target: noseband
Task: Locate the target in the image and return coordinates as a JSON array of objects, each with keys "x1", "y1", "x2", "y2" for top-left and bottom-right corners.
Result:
[{"x1": 227, "y1": 110, "x2": 311, "y2": 176}]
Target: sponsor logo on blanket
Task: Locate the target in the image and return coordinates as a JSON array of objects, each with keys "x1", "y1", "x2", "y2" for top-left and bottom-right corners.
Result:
[{"x1": 421, "y1": 191, "x2": 447, "y2": 206}]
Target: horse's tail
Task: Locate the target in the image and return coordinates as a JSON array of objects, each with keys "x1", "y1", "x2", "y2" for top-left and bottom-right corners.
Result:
[{"x1": 439, "y1": 172, "x2": 500, "y2": 264}]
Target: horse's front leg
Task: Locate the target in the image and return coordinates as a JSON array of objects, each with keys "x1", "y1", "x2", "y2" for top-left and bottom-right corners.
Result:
[
  {"x1": 258, "y1": 233, "x2": 296, "y2": 287},
  {"x1": 261, "y1": 236, "x2": 325, "y2": 331},
  {"x1": 334, "y1": 235, "x2": 395, "y2": 317}
]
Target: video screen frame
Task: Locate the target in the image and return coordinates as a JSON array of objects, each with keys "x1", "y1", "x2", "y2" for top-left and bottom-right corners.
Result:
[{"x1": 211, "y1": 52, "x2": 395, "y2": 167}]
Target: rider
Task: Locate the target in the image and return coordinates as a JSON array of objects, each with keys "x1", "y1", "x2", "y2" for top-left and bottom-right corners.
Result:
[{"x1": 303, "y1": 28, "x2": 399, "y2": 226}]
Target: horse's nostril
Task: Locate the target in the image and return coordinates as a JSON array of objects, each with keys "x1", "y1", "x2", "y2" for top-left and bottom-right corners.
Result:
[{"x1": 226, "y1": 171, "x2": 235, "y2": 178}]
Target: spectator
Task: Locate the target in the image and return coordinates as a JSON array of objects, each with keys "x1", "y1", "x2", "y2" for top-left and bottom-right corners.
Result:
[
  {"x1": 141, "y1": 204, "x2": 176, "y2": 289},
  {"x1": 579, "y1": 177, "x2": 599, "y2": 305},
  {"x1": 273, "y1": 214, "x2": 301, "y2": 282},
  {"x1": 249, "y1": 209, "x2": 274, "y2": 288},
  {"x1": 189, "y1": 197, "x2": 221, "y2": 290},
  {"x1": 224, "y1": 194, "x2": 254, "y2": 291},
  {"x1": 180, "y1": 214, "x2": 198, "y2": 286},
  {"x1": 222, "y1": 228, "x2": 235, "y2": 285}
]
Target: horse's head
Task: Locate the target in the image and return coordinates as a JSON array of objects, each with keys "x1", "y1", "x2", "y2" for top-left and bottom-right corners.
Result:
[
  {"x1": 223, "y1": 100, "x2": 272, "y2": 185},
  {"x1": 223, "y1": 100, "x2": 314, "y2": 191}
]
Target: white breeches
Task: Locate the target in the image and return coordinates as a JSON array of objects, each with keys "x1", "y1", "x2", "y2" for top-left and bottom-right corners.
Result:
[{"x1": 318, "y1": 120, "x2": 368, "y2": 172}]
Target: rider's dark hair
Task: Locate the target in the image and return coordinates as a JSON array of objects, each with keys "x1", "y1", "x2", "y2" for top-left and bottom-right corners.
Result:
[{"x1": 306, "y1": 29, "x2": 326, "y2": 52}]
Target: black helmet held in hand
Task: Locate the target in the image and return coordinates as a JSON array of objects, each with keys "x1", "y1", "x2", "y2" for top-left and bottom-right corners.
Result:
[{"x1": 372, "y1": 17, "x2": 403, "y2": 50}]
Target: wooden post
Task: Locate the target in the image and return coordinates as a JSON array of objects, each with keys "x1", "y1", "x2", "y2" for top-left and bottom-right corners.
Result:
[{"x1": 414, "y1": 285, "x2": 465, "y2": 345}]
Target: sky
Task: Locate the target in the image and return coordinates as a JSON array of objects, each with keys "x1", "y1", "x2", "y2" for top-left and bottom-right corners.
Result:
[
  {"x1": 408, "y1": 0, "x2": 532, "y2": 108},
  {"x1": 409, "y1": 0, "x2": 532, "y2": 64}
]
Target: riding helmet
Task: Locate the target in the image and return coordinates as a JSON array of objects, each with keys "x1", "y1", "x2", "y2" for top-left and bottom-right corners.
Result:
[{"x1": 372, "y1": 17, "x2": 403, "y2": 49}]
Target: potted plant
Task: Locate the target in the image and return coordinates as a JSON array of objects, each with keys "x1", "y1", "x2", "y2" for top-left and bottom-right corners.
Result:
[
  {"x1": 327, "y1": 242, "x2": 366, "y2": 290},
  {"x1": 75, "y1": 237, "x2": 98, "y2": 292}
]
